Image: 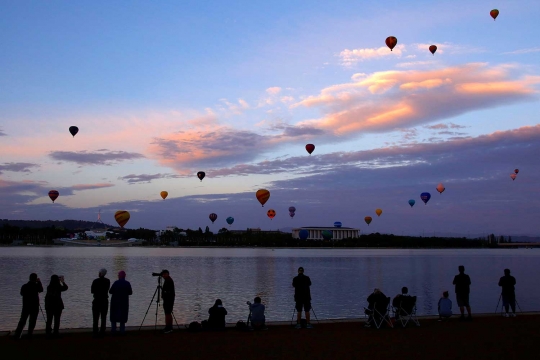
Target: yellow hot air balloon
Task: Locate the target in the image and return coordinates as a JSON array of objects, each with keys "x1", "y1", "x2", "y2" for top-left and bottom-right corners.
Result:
[
  {"x1": 160, "y1": 191, "x2": 168, "y2": 200},
  {"x1": 375, "y1": 209, "x2": 382, "y2": 217},
  {"x1": 436, "y1": 183, "x2": 445, "y2": 194},
  {"x1": 256, "y1": 189, "x2": 270, "y2": 207},
  {"x1": 114, "y1": 210, "x2": 130, "y2": 228},
  {"x1": 365, "y1": 216, "x2": 372, "y2": 226}
]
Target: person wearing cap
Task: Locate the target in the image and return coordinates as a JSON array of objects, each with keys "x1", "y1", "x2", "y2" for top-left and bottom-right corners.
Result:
[
  {"x1": 109, "y1": 270, "x2": 132, "y2": 335},
  {"x1": 13, "y1": 273, "x2": 43, "y2": 340},
  {"x1": 292, "y1": 267, "x2": 312, "y2": 329},
  {"x1": 161, "y1": 270, "x2": 175, "y2": 333},
  {"x1": 91, "y1": 268, "x2": 111, "y2": 338}
]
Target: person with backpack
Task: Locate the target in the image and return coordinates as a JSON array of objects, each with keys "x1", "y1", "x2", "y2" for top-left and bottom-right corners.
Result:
[
  {"x1": 13, "y1": 273, "x2": 44, "y2": 340},
  {"x1": 45, "y1": 274, "x2": 68, "y2": 338},
  {"x1": 453, "y1": 265, "x2": 472, "y2": 321},
  {"x1": 292, "y1": 267, "x2": 312, "y2": 329}
]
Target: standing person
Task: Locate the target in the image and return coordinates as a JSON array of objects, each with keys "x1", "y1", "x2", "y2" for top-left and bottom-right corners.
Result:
[
  {"x1": 109, "y1": 270, "x2": 132, "y2": 335},
  {"x1": 207, "y1": 299, "x2": 228, "y2": 330},
  {"x1": 498, "y1": 269, "x2": 517, "y2": 317},
  {"x1": 161, "y1": 270, "x2": 175, "y2": 333},
  {"x1": 452, "y1": 265, "x2": 472, "y2": 321},
  {"x1": 91, "y1": 268, "x2": 111, "y2": 338},
  {"x1": 45, "y1": 274, "x2": 68, "y2": 338},
  {"x1": 13, "y1": 273, "x2": 44, "y2": 340},
  {"x1": 292, "y1": 267, "x2": 312, "y2": 329}
]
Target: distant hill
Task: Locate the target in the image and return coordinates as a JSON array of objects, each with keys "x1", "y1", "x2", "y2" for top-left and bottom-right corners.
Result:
[{"x1": 0, "y1": 219, "x2": 116, "y2": 230}]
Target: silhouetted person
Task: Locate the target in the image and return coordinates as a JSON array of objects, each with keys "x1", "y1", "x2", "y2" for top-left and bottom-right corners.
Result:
[
  {"x1": 392, "y1": 286, "x2": 411, "y2": 320},
  {"x1": 109, "y1": 270, "x2": 132, "y2": 335},
  {"x1": 453, "y1": 265, "x2": 472, "y2": 321},
  {"x1": 293, "y1": 267, "x2": 312, "y2": 329},
  {"x1": 161, "y1": 270, "x2": 175, "y2": 333},
  {"x1": 438, "y1": 291, "x2": 453, "y2": 321},
  {"x1": 249, "y1": 296, "x2": 266, "y2": 330},
  {"x1": 208, "y1": 299, "x2": 227, "y2": 330},
  {"x1": 498, "y1": 268, "x2": 517, "y2": 317},
  {"x1": 365, "y1": 288, "x2": 387, "y2": 328},
  {"x1": 14, "y1": 273, "x2": 43, "y2": 340},
  {"x1": 91, "y1": 268, "x2": 110, "y2": 338},
  {"x1": 45, "y1": 274, "x2": 68, "y2": 338}
]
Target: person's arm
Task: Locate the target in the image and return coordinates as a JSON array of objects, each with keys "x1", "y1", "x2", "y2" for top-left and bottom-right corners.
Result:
[
  {"x1": 91, "y1": 280, "x2": 96, "y2": 294},
  {"x1": 224, "y1": 308, "x2": 228, "y2": 315},
  {"x1": 467, "y1": 275, "x2": 471, "y2": 286},
  {"x1": 109, "y1": 282, "x2": 115, "y2": 295},
  {"x1": 127, "y1": 283, "x2": 133, "y2": 296},
  {"x1": 292, "y1": 277, "x2": 296, "y2": 288},
  {"x1": 512, "y1": 277, "x2": 516, "y2": 286},
  {"x1": 438, "y1": 299, "x2": 441, "y2": 312},
  {"x1": 20, "y1": 284, "x2": 25, "y2": 297},
  {"x1": 307, "y1": 277, "x2": 312, "y2": 287},
  {"x1": 61, "y1": 283, "x2": 68, "y2": 291},
  {"x1": 452, "y1": 276, "x2": 456, "y2": 285},
  {"x1": 498, "y1": 277, "x2": 502, "y2": 287}
]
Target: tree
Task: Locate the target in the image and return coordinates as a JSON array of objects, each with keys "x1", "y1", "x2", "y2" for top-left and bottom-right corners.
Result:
[{"x1": 508, "y1": 236, "x2": 512, "y2": 243}]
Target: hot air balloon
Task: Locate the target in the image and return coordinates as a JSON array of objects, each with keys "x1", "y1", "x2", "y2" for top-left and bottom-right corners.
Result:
[
  {"x1": 267, "y1": 209, "x2": 276, "y2": 220},
  {"x1": 334, "y1": 221, "x2": 342, "y2": 228},
  {"x1": 305, "y1": 144, "x2": 315, "y2": 155},
  {"x1": 365, "y1": 216, "x2": 372, "y2": 226},
  {"x1": 256, "y1": 189, "x2": 270, "y2": 207},
  {"x1": 197, "y1": 171, "x2": 206, "y2": 181},
  {"x1": 436, "y1": 183, "x2": 445, "y2": 194},
  {"x1": 490, "y1": 9, "x2": 499, "y2": 20},
  {"x1": 429, "y1": 45, "x2": 437, "y2": 55},
  {"x1": 420, "y1": 192, "x2": 431, "y2": 205},
  {"x1": 289, "y1": 211, "x2": 295, "y2": 218},
  {"x1": 160, "y1": 191, "x2": 168, "y2": 200},
  {"x1": 514, "y1": 169, "x2": 519, "y2": 174},
  {"x1": 69, "y1": 126, "x2": 79, "y2": 137},
  {"x1": 299, "y1": 229, "x2": 309, "y2": 240},
  {"x1": 226, "y1": 216, "x2": 234, "y2": 226},
  {"x1": 375, "y1": 209, "x2": 382, "y2": 217},
  {"x1": 288, "y1": 206, "x2": 296, "y2": 213},
  {"x1": 386, "y1": 36, "x2": 397, "y2": 51},
  {"x1": 408, "y1": 199, "x2": 415, "y2": 207},
  {"x1": 510, "y1": 173, "x2": 517, "y2": 181},
  {"x1": 321, "y1": 230, "x2": 333, "y2": 240},
  {"x1": 48, "y1": 190, "x2": 59, "y2": 203},
  {"x1": 114, "y1": 210, "x2": 130, "y2": 228},
  {"x1": 209, "y1": 213, "x2": 218, "y2": 223}
]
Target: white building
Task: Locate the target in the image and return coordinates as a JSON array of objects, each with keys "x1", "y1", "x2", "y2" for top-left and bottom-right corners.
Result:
[{"x1": 292, "y1": 226, "x2": 360, "y2": 240}]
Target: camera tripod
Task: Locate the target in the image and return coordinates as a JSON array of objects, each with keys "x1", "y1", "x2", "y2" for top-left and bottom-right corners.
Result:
[
  {"x1": 494, "y1": 293, "x2": 523, "y2": 315},
  {"x1": 139, "y1": 275, "x2": 181, "y2": 332},
  {"x1": 290, "y1": 306, "x2": 320, "y2": 326}
]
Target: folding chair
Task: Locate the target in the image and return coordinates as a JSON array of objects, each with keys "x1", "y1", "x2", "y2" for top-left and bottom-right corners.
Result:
[
  {"x1": 393, "y1": 295, "x2": 420, "y2": 327},
  {"x1": 364, "y1": 297, "x2": 393, "y2": 329}
]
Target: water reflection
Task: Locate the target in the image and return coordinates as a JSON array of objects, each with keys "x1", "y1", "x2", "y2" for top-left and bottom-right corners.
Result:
[{"x1": 1, "y1": 248, "x2": 540, "y2": 331}]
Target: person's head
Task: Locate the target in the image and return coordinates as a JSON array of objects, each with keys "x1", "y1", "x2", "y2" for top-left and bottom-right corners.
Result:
[
  {"x1": 504, "y1": 268, "x2": 511, "y2": 276},
  {"x1": 401, "y1": 287, "x2": 408, "y2": 295},
  {"x1": 458, "y1": 265, "x2": 465, "y2": 274},
  {"x1": 29, "y1": 273, "x2": 38, "y2": 282},
  {"x1": 50, "y1": 274, "x2": 59, "y2": 284},
  {"x1": 254, "y1": 297, "x2": 261, "y2": 304},
  {"x1": 214, "y1": 299, "x2": 223, "y2": 307},
  {"x1": 443, "y1": 291, "x2": 449, "y2": 298},
  {"x1": 161, "y1": 269, "x2": 170, "y2": 279},
  {"x1": 99, "y1": 268, "x2": 107, "y2": 278},
  {"x1": 298, "y1": 267, "x2": 304, "y2": 274},
  {"x1": 374, "y1": 288, "x2": 381, "y2": 294},
  {"x1": 118, "y1": 270, "x2": 126, "y2": 279}
]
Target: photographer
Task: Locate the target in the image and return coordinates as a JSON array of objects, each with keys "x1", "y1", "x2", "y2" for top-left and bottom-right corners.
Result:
[
  {"x1": 14, "y1": 273, "x2": 43, "y2": 340},
  {"x1": 292, "y1": 267, "x2": 312, "y2": 329},
  {"x1": 45, "y1": 274, "x2": 68, "y2": 338},
  {"x1": 247, "y1": 297, "x2": 266, "y2": 330},
  {"x1": 91, "y1": 268, "x2": 110, "y2": 338},
  {"x1": 160, "y1": 270, "x2": 175, "y2": 333}
]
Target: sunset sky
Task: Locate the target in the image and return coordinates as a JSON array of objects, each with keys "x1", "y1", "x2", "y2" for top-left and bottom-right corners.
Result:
[{"x1": 1, "y1": 0, "x2": 539, "y2": 236}]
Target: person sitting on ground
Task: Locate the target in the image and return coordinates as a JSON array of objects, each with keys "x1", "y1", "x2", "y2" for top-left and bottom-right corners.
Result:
[
  {"x1": 392, "y1": 287, "x2": 412, "y2": 320},
  {"x1": 498, "y1": 269, "x2": 517, "y2": 317},
  {"x1": 208, "y1": 299, "x2": 228, "y2": 330},
  {"x1": 249, "y1": 297, "x2": 266, "y2": 330},
  {"x1": 365, "y1": 288, "x2": 387, "y2": 328},
  {"x1": 438, "y1": 291, "x2": 452, "y2": 321}
]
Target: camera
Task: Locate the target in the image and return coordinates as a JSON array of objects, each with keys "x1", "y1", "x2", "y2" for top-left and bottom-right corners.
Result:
[
  {"x1": 152, "y1": 270, "x2": 168, "y2": 277},
  {"x1": 246, "y1": 301, "x2": 252, "y2": 306}
]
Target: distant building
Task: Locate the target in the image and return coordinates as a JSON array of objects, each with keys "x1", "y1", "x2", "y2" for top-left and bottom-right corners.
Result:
[{"x1": 292, "y1": 226, "x2": 360, "y2": 240}]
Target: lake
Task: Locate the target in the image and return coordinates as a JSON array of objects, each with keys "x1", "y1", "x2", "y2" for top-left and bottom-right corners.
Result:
[{"x1": 0, "y1": 247, "x2": 538, "y2": 331}]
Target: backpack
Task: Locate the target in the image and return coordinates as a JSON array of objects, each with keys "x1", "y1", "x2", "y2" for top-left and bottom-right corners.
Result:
[
  {"x1": 235, "y1": 320, "x2": 248, "y2": 331},
  {"x1": 186, "y1": 321, "x2": 202, "y2": 332}
]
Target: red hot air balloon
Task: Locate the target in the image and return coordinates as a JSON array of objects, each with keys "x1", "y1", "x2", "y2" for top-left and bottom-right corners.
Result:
[
  {"x1": 385, "y1": 36, "x2": 397, "y2": 51},
  {"x1": 48, "y1": 190, "x2": 59, "y2": 203},
  {"x1": 197, "y1": 171, "x2": 205, "y2": 182},
  {"x1": 209, "y1": 213, "x2": 218, "y2": 223},
  {"x1": 510, "y1": 174, "x2": 517, "y2": 181},
  {"x1": 514, "y1": 169, "x2": 519, "y2": 174},
  {"x1": 490, "y1": 9, "x2": 499, "y2": 20},
  {"x1": 267, "y1": 209, "x2": 276, "y2": 220},
  {"x1": 429, "y1": 45, "x2": 437, "y2": 55},
  {"x1": 305, "y1": 144, "x2": 315, "y2": 155}
]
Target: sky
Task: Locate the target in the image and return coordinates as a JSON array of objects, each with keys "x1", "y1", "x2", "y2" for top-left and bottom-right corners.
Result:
[{"x1": 1, "y1": 0, "x2": 539, "y2": 236}]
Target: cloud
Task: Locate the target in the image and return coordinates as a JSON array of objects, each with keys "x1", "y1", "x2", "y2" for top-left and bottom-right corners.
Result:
[
  {"x1": 396, "y1": 61, "x2": 437, "y2": 68},
  {"x1": 118, "y1": 173, "x2": 183, "y2": 184},
  {"x1": 70, "y1": 183, "x2": 115, "y2": 191},
  {"x1": 339, "y1": 45, "x2": 405, "y2": 66},
  {"x1": 0, "y1": 128, "x2": 6, "y2": 136},
  {"x1": 503, "y1": 47, "x2": 540, "y2": 55},
  {"x1": 218, "y1": 98, "x2": 250, "y2": 115},
  {"x1": 292, "y1": 63, "x2": 539, "y2": 135},
  {"x1": 49, "y1": 150, "x2": 145, "y2": 166},
  {"x1": 424, "y1": 123, "x2": 467, "y2": 130},
  {"x1": 414, "y1": 42, "x2": 484, "y2": 55},
  {"x1": 266, "y1": 87, "x2": 282, "y2": 95},
  {"x1": 0, "y1": 162, "x2": 40, "y2": 175}
]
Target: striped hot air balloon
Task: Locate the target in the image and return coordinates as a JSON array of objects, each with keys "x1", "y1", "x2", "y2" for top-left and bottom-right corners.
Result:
[
  {"x1": 256, "y1": 189, "x2": 270, "y2": 207},
  {"x1": 114, "y1": 211, "x2": 130, "y2": 228},
  {"x1": 209, "y1": 213, "x2": 218, "y2": 223},
  {"x1": 48, "y1": 190, "x2": 59, "y2": 203}
]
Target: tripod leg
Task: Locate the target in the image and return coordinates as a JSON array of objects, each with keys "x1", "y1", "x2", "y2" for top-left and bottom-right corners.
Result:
[
  {"x1": 494, "y1": 294, "x2": 501, "y2": 314},
  {"x1": 291, "y1": 307, "x2": 296, "y2": 326},
  {"x1": 39, "y1": 304, "x2": 47, "y2": 324},
  {"x1": 139, "y1": 286, "x2": 159, "y2": 331},
  {"x1": 515, "y1": 298, "x2": 523, "y2": 313},
  {"x1": 171, "y1": 311, "x2": 182, "y2": 330},
  {"x1": 311, "y1": 307, "x2": 320, "y2": 324}
]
